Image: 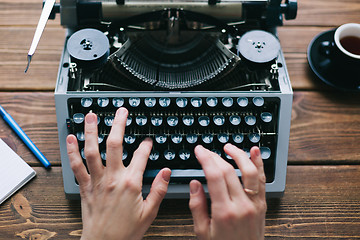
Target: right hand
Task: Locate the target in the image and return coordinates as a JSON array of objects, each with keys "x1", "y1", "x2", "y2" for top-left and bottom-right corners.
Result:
[{"x1": 189, "y1": 144, "x2": 267, "y2": 240}]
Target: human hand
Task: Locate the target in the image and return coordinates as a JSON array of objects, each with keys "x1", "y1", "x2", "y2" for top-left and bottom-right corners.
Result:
[
  {"x1": 189, "y1": 144, "x2": 267, "y2": 240},
  {"x1": 66, "y1": 107, "x2": 171, "y2": 240}
]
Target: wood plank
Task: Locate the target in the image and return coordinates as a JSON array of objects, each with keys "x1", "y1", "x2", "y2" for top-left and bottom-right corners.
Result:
[
  {"x1": 0, "y1": 91, "x2": 359, "y2": 166},
  {"x1": 0, "y1": 165, "x2": 359, "y2": 239}
]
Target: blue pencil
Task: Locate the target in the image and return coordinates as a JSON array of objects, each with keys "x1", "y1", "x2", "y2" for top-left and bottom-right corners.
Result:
[{"x1": 0, "y1": 105, "x2": 51, "y2": 168}]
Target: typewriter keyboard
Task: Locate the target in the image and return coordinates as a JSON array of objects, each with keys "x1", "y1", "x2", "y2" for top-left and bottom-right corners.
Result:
[{"x1": 67, "y1": 96, "x2": 279, "y2": 183}]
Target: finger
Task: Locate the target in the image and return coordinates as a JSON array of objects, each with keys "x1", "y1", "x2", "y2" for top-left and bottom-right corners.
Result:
[
  {"x1": 143, "y1": 168, "x2": 171, "y2": 222},
  {"x1": 84, "y1": 113, "x2": 104, "y2": 182},
  {"x1": 250, "y1": 146, "x2": 266, "y2": 199},
  {"x1": 224, "y1": 144, "x2": 259, "y2": 194},
  {"x1": 128, "y1": 138, "x2": 153, "y2": 182},
  {"x1": 106, "y1": 108, "x2": 128, "y2": 172},
  {"x1": 189, "y1": 180, "x2": 210, "y2": 239},
  {"x1": 66, "y1": 135, "x2": 90, "y2": 187},
  {"x1": 194, "y1": 145, "x2": 229, "y2": 203}
]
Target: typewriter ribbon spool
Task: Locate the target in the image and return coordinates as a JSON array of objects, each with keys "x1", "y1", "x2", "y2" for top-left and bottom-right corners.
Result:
[{"x1": 67, "y1": 28, "x2": 110, "y2": 69}]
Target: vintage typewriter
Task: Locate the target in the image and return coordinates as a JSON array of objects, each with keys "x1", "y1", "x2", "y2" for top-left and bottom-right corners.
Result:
[{"x1": 40, "y1": 0, "x2": 297, "y2": 198}]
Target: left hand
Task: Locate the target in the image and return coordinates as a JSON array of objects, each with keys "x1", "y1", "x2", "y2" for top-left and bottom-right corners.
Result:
[{"x1": 66, "y1": 107, "x2": 172, "y2": 240}]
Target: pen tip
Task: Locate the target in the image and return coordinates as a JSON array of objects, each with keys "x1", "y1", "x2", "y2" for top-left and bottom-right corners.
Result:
[{"x1": 25, "y1": 55, "x2": 32, "y2": 73}]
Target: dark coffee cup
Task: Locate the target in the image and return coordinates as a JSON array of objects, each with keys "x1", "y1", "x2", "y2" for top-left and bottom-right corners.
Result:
[{"x1": 320, "y1": 23, "x2": 360, "y2": 66}]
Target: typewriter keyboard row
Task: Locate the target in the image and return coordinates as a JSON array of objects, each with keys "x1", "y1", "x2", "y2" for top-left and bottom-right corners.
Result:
[{"x1": 67, "y1": 96, "x2": 279, "y2": 183}]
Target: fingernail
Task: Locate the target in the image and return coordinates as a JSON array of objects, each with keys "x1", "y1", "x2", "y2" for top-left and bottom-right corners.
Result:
[
  {"x1": 190, "y1": 182, "x2": 200, "y2": 194},
  {"x1": 162, "y1": 169, "x2": 171, "y2": 183},
  {"x1": 86, "y1": 113, "x2": 96, "y2": 124},
  {"x1": 67, "y1": 136, "x2": 75, "y2": 144},
  {"x1": 116, "y1": 107, "x2": 127, "y2": 116}
]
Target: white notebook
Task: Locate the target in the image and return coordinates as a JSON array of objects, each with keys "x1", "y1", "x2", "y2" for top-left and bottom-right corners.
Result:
[{"x1": 0, "y1": 138, "x2": 36, "y2": 205}]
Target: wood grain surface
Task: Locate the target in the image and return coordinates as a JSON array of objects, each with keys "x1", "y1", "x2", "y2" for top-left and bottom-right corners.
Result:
[{"x1": 0, "y1": 0, "x2": 360, "y2": 239}]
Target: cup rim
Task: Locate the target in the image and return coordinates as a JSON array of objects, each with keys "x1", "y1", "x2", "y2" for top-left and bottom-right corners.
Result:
[{"x1": 334, "y1": 23, "x2": 360, "y2": 59}]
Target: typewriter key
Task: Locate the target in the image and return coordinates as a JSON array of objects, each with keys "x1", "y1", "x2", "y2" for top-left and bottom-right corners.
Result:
[
  {"x1": 202, "y1": 134, "x2": 213, "y2": 144},
  {"x1": 253, "y1": 97, "x2": 264, "y2": 107},
  {"x1": 183, "y1": 115, "x2": 194, "y2": 126},
  {"x1": 213, "y1": 115, "x2": 225, "y2": 126},
  {"x1": 225, "y1": 153, "x2": 233, "y2": 160},
  {"x1": 122, "y1": 149, "x2": 128, "y2": 160},
  {"x1": 73, "y1": 113, "x2": 85, "y2": 124},
  {"x1": 232, "y1": 133, "x2": 244, "y2": 143},
  {"x1": 136, "y1": 115, "x2": 147, "y2": 126},
  {"x1": 101, "y1": 150, "x2": 106, "y2": 161},
  {"x1": 80, "y1": 148, "x2": 85, "y2": 159},
  {"x1": 212, "y1": 149, "x2": 221, "y2": 156},
  {"x1": 159, "y1": 97, "x2": 170, "y2": 107},
  {"x1": 104, "y1": 116, "x2": 114, "y2": 126},
  {"x1": 151, "y1": 116, "x2": 163, "y2": 126},
  {"x1": 261, "y1": 112, "x2": 272, "y2": 123},
  {"x1": 245, "y1": 115, "x2": 256, "y2": 126},
  {"x1": 167, "y1": 116, "x2": 179, "y2": 127},
  {"x1": 149, "y1": 150, "x2": 159, "y2": 161},
  {"x1": 229, "y1": 115, "x2": 241, "y2": 125},
  {"x1": 112, "y1": 98, "x2": 124, "y2": 107},
  {"x1": 124, "y1": 134, "x2": 136, "y2": 144},
  {"x1": 237, "y1": 97, "x2": 248, "y2": 107},
  {"x1": 126, "y1": 116, "x2": 132, "y2": 126},
  {"x1": 206, "y1": 97, "x2": 218, "y2": 107},
  {"x1": 222, "y1": 97, "x2": 233, "y2": 107},
  {"x1": 198, "y1": 116, "x2": 210, "y2": 127},
  {"x1": 218, "y1": 133, "x2": 229, "y2": 143},
  {"x1": 260, "y1": 147, "x2": 271, "y2": 160},
  {"x1": 97, "y1": 116, "x2": 100, "y2": 125},
  {"x1": 98, "y1": 134, "x2": 105, "y2": 144},
  {"x1": 155, "y1": 134, "x2": 167, "y2": 144},
  {"x1": 248, "y1": 133, "x2": 260, "y2": 143},
  {"x1": 191, "y1": 97, "x2": 202, "y2": 108},
  {"x1": 171, "y1": 134, "x2": 183, "y2": 144},
  {"x1": 97, "y1": 97, "x2": 109, "y2": 107},
  {"x1": 164, "y1": 150, "x2": 176, "y2": 161},
  {"x1": 76, "y1": 131, "x2": 85, "y2": 141},
  {"x1": 81, "y1": 98, "x2": 93, "y2": 108},
  {"x1": 186, "y1": 134, "x2": 198, "y2": 144},
  {"x1": 179, "y1": 150, "x2": 191, "y2": 161},
  {"x1": 176, "y1": 97, "x2": 188, "y2": 108},
  {"x1": 129, "y1": 97, "x2": 140, "y2": 107},
  {"x1": 145, "y1": 97, "x2": 156, "y2": 107}
]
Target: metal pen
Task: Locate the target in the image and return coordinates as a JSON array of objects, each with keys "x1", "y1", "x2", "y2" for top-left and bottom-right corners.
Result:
[{"x1": 0, "y1": 105, "x2": 51, "y2": 168}]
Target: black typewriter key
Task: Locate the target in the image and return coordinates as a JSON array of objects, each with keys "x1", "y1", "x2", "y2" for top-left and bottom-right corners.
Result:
[
  {"x1": 218, "y1": 133, "x2": 229, "y2": 143},
  {"x1": 206, "y1": 97, "x2": 218, "y2": 107},
  {"x1": 253, "y1": 97, "x2": 265, "y2": 107},
  {"x1": 176, "y1": 97, "x2": 188, "y2": 108},
  {"x1": 126, "y1": 116, "x2": 132, "y2": 126},
  {"x1": 202, "y1": 134, "x2": 213, "y2": 144},
  {"x1": 164, "y1": 150, "x2": 176, "y2": 161},
  {"x1": 183, "y1": 115, "x2": 194, "y2": 126},
  {"x1": 97, "y1": 97, "x2": 109, "y2": 108},
  {"x1": 171, "y1": 134, "x2": 182, "y2": 144},
  {"x1": 248, "y1": 133, "x2": 260, "y2": 143},
  {"x1": 122, "y1": 149, "x2": 128, "y2": 160},
  {"x1": 237, "y1": 97, "x2": 248, "y2": 107},
  {"x1": 222, "y1": 97, "x2": 233, "y2": 107},
  {"x1": 213, "y1": 115, "x2": 225, "y2": 126},
  {"x1": 76, "y1": 131, "x2": 85, "y2": 142},
  {"x1": 104, "y1": 116, "x2": 114, "y2": 126},
  {"x1": 151, "y1": 116, "x2": 163, "y2": 126},
  {"x1": 81, "y1": 97, "x2": 93, "y2": 108},
  {"x1": 229, "y1": 115, "x2": 241, "y2": 126},
  {"x1": 179, "y1": 149, "x2": 191, "y2": 161},
  {"x1": 149, "y1": 150, "x2": 160, "y2": 161},
  {"x1": 73, "y1": 113, "x2": 85, "y2": 124},
  {"x1": 159, "y1": 97, "x2": 170, "y2": 107},
  {"x1": 136, "y1": 115, "x2": 147, "y2": 126},
  {"x1": 212, "y1": 149, "x2": 221, "y2": 156},
  {"x1": 101, "y1": 150, "x2": 106, "y2": 161},
  {"x1": 191, "y1": 97, "x2": 202, "y2": 108},
  {"x1": 167, "y1": 116, "x2": 179, "y2": 127},
  {"x1": 186, "y1": 134, "x2": 198, "y2": 144},
  {"x1": 198, "y1": 116, "x2": 210, "y2": 127},
  {"x1": 97, "y1": 116, "x2": 101, "y2": 125},
  {"x1": 155, "y1": 134, "x2": 167, "y2": 144},
  {"x1": 261, "y1": 112, "x2": 272, "y2": 123},
  {"x1": 98, "y1": 134, "x2": 105, "y2": 144},
  {"x1": 80, "y1": 148, "x2": 86, "y2": 159},
  {"x1": 124, "y1": 134, "x2": 136, "y2": 144},
  {"x1": 112, "y1": 97, "x2": 124, "y2": 108},
  {"x1": 260, "y1": 147, "x2": 271, "y2": 160},
  {"x1": 232, "y1": 133, "x2": 244, "y2": 143},
  {"x1": 129, "y1": 97, "x2": 140, "y2": 107},
  {"x1": 145, "y1": 97, "x2": 156, "y2": 107},
  {"x1": 225, "y1": 153, "x2": 233, "y2": 160},
  {"x1": 245, "y1": 115, "x2": 256, "y2": 126}
]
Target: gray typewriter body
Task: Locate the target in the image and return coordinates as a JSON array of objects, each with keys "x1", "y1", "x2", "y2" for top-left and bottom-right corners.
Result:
[{"x1": 54, "y1": 0, "x2": 297, "y2": 199}]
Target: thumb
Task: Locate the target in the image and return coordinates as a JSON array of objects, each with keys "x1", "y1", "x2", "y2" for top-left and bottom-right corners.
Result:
[
  {"x1": 143, "y1": 168, "x2": 171, "y2": 221},
  {"x1": 189, "y1": 180, "x2": 210, "y2": 239}
]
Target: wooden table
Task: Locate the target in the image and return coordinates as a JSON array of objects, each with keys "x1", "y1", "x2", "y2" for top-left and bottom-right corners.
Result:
[{"x1": 1, "y1": 0, "x2": 360, "y2": 239}]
